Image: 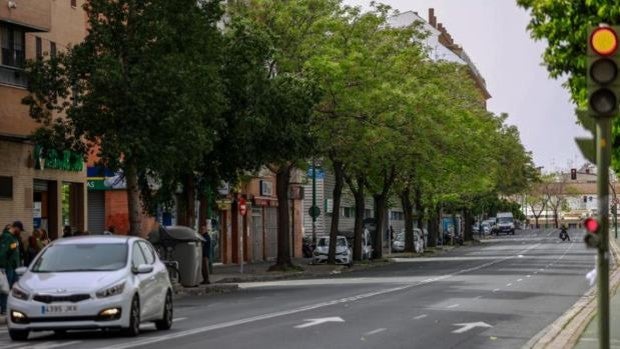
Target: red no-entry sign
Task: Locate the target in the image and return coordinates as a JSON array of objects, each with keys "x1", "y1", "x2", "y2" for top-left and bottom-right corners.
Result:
[{"x1": 239, "y1": 198, "x2": 247, "y2": 216}]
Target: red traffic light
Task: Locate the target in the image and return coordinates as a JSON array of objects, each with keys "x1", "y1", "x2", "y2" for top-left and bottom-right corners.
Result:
[
  {"x1": 591, "y1": 27, "x2": 619, "y2": 56},
  {"x1": 584, "y1": 217, "x2": 600, "y2": 233}
]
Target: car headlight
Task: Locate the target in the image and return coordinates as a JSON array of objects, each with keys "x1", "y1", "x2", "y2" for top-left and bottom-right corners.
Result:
[
  {"x1": 11, "y1": 285, "x2": 30, "y2": 301},
  {"x1": 96, "y1": 281, "x2": 125, "y2": 298}
]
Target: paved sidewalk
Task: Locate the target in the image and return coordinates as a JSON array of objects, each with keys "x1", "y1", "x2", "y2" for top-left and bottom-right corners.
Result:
[{"x1": 575, "y1": 235, "x2": 620, "y2": 349}]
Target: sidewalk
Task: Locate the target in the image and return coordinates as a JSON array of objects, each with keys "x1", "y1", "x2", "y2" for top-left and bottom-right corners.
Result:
[{"x1": 575, "y1": 235, "x2": 620, "y2": 349}]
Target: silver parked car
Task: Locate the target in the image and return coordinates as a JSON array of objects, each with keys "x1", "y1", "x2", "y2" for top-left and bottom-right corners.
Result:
[
  {"x1": 312, "y1": 236, "x2": 353, "y2": 266},
  {"x1": 8, "y1": 235, "x2": 173, "y2": 341}
]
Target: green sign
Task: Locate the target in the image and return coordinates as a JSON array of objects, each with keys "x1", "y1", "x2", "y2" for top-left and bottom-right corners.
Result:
[
  {"x1": 87, "y1": 179, "x2": 108, "y2": 191},
  {"x1": 34, "y1": 145, "x2": 84, "y2": 172}
]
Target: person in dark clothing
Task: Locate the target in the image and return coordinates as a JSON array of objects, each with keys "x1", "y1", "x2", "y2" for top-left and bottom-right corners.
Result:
[
  {"x1": 200, "y1": 225, "x2": 211, "y2": 285},
  {"x1": 0, "y1": 221, "x2": 24, "y2": 314},
  {"x1": 63, "y1": 225, "x2": 73, "y2": 238}
]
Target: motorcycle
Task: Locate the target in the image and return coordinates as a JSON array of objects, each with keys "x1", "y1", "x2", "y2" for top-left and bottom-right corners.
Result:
[
  {"x1": 559, "y1": 229, "x2": 570, "y2": 242},
  {"x1": 302, "y1": 237, "x2": 315, "y2": 258}
]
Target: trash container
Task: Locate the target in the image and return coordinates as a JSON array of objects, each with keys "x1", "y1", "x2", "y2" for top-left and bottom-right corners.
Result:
[{"x1": 151, "y1": 225, "x2": 205, "y2": 287}]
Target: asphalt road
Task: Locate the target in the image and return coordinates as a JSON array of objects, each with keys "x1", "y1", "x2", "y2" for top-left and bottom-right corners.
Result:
[{"x1": 0, "y1": 229, "x2": 596, "y2": 349}]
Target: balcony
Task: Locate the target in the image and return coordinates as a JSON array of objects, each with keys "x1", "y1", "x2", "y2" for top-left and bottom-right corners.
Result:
[
  {"x1": 0, "y1": 64, "x2": 27, "y2": 88},
  {"x1": 0, "y1": 0, "x2": 51, "y2": 32}
]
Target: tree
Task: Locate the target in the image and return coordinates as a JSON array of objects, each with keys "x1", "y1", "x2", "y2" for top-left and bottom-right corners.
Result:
[{"x1": 23, "y1": 0, "x2": 225, "y2": 235}]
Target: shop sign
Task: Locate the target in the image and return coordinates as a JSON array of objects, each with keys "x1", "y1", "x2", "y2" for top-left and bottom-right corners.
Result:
[
  {"x1": 34, "y1": 145, "x2": 84, "y2": 172},
  {"x1": 216, "y1": 199, "x2": 232, "y2": 210}
]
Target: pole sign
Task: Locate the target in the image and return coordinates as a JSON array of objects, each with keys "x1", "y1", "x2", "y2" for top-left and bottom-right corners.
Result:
[{"x1": 239, "y1": 198, "x2": 247, "y2": 216}]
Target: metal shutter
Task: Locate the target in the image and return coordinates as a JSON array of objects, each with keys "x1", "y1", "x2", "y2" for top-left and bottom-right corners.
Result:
[{"x1": 87, "y1": 191, "x2": 105, "y2": 234}]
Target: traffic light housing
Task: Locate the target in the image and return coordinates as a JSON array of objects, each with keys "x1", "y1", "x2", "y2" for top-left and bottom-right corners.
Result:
[
  {"x1": 584, "y1": 217, "x2": 601, "y2": 248},
  {"x1": 588, "y1": 26, "x2": 620, "y2": 118},
  {"x1": 571, "y1": 168, "x2": 577, "y2": 180}
]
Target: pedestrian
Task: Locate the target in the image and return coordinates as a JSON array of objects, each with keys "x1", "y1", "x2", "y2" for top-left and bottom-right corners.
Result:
[
  {"x1": 0, "y1": 221, "x2": 24, "y2": 315},
  {"x1": 200, "y1": 225, "x2": 211, "y2": 285},
  {"x1": 39, "y1": 228, "x2": 50, "y2": 245},
  {"x1": 103, "y1": 225, "x2": 115, "y2": 235},
  {"x1": 27, "y1": 229, "x2": 43, "y2": 264},
  {"x1": 63, "y1": 225, "x2": 73, "y2": 238}
]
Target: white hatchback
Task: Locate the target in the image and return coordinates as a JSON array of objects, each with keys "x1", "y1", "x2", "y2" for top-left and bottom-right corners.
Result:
[{"x1": 7, "y1": 235, "x2": 173, "y2": 341}]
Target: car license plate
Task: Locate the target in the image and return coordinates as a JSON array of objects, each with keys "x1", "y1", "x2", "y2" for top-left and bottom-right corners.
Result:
[{"x1": 41, "y1": 305, "x2": 78, "y2": 314}]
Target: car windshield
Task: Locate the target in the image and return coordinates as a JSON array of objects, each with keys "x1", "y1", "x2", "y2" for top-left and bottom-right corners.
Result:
[
  {"x1": 498, "y1": 217, "x2": 513, "y2": 223},
  {"x1": 337, "y1": 238, "x2": 346, "y2": 247},
  {"x1": 318, "y1": 238, "x2": 347, "y2": 247},
  {"x1": 31, "y1": 243, "x2": 128, "y2": 272}
]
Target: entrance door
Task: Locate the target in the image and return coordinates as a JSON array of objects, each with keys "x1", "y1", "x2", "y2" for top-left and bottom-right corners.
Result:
[
  {"x1": 88, "y1": 191, "x2": 105, "y2": 234},
  {"x1": 251, "y1": 208, "x2": 263, "y2": 262}
]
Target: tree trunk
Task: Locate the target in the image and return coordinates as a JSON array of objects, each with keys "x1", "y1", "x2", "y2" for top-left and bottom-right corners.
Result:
[
  {"x1": 415, "y1": 187, "x2": 424, "y2": 231},
  {"x1": 534, "y1": 216, "x2": 539, "y2": 229},
  {"x1": 346, "y1": 175, "x2": 365, "y2": 261},
  {"x1": 401, "y1": 188, "x2": 414, "y2": 253},
  {"x1": 373, "y1": 194, "x2": 386, "y2": 259},
  {"x1": 427, "y1": 203, "x2": 440, "y2": 248},
  {"x1": 125, "y1": 161, "x2": 141, "y2": 236},
  {"x1": 464, "y1": 209, "x2": 474, "y2": 241},
  {"x1": 553, "y1": 210, "x2": 559, "y2": 228},
  {"x1": 328, "y1": 161, "x2": 345, "y2": 264},
  {"x1": 269, "y1": 165, "x2": 294, "y2": 271}
]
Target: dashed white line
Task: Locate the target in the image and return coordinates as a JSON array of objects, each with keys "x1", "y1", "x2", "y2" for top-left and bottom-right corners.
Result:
[
  {"x1": 413, "y1": 314, "x2": 428, "y2": 320},
  {"x1": 517, "y1": 279, "x2": 523, "y2": 282},
  {"x1": 364, "y1": 328, "x2": 387, "y2": 336},
  {"x1": 493, "y1": 288, "x2": 500, "y2": 292},
  {"x1": 447, "y1": 304, "x2": 460, "y2": 309},
  {"x1": 19, "y1": 341, "x2": 82, "y2": 349},
  {"x1": 506, "y1": 283, "x2": 513, "y2": 287},
  {"x1": 526, "y1": 275, "x2": 531, "y2": 278}
]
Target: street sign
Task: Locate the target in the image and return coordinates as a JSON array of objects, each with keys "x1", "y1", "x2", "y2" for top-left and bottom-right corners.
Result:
[
  {"x1": 309, "y1": 205, "x2": 321, "y2": 218},
  {"x1": 239, "y1": 198, "x2": 247, "y2": 216}
]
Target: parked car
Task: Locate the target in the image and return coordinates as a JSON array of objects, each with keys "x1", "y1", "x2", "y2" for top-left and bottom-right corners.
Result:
[
  {"x1": 392, "y1": 229, "x2": 424, "y2": 253},
  {"x1": 361, "y1": 229, "x2": 374, "y2": 260},
  {"x1": 392, "y1": 232, "x2": 405, "y2": 252},
  {"x1": 312, "y1": 236, "x2": 352, "y2": 266},
  {"x1": 7, "y1": 235, "x2": 173, "y2": 341}
]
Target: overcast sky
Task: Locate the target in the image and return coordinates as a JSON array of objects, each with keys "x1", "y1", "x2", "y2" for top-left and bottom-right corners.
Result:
[{"x1": 343, "y1": 0, "x2": 589, "y2": 171}]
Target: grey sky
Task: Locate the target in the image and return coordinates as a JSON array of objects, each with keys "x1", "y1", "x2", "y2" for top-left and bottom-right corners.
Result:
[{"x1": 343, "y1": 0, "x2": 588, "y2": 170}]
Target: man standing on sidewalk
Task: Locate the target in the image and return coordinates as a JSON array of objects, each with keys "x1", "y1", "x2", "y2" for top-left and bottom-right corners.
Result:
[
  {"x1": 0, "y1": 221, "x2": 24, "y2": 315},
  {"x1": 200, "y1": 225, "x2": 211, "y2": 285}
]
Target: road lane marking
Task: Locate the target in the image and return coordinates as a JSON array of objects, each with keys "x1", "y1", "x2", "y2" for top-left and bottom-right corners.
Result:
[
  {"x1": 295, "y1": 317, "x2": 344, "y2": 329},
  {"x1": 493, "y1": 288, "x2": 500, "y2": 292},
  {"x1": 413, "y1": 314, "x2": 428, "y2": 320},
  {"x1": 517, "y1": 279, "x2": 523, "y2": 282},
  {"x1": 526, "y1": 275, "x2": 531, "y2": 278},
  {"x1": 447, "y1": 304, "x2": 460, "y2": 309},
  {"x1": 20, "y1": 341, "x2": 82, "y2": 349},
  {"x1": 473, "y1": 296, "x2": 481, "y2": 300},
  {"x1": 101, "y1": 243, "x2": 543, "y2": 349},
  {"x1": 506, "y1": 283, "x2": 512, "y2": 287},
  {"x1": 174, "y1": 317, "x2": 188, "y2": 322},
  {"x1": 452, "y1": 322, "x2": 493, "y2": 334},
  {"x1": 364, "y1": 328, "x2": 386, "y2": 336}
]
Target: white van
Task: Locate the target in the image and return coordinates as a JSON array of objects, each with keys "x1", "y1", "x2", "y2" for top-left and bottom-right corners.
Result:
[{"x1": 495, "y1": 212, "x2": 515, "y2": 235}]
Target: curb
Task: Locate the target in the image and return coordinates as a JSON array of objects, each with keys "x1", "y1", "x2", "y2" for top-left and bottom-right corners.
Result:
[
  {"x1": 523, "y1": 238, "x2": 620, "y2": 349},
  {"x1": 173, "y1": 283, "x2": 239, "y2": 297}
]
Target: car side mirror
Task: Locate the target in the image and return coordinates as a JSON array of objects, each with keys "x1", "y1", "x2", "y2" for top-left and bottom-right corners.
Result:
[
  {"x1": 15, "y1": 267, "x2": 27, "y2": 276},
  {"x1": 134, "y1": 264, "x2": 154, "y2": 274}
]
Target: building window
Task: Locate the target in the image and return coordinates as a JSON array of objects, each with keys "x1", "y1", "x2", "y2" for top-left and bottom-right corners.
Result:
[
  {"x1": 71, "y1": 0, "x2": 77, "y2": 8},
  {"x1": 364, "y1": 209, "x2": 373, "y2": 218},
  {"x1": 0, "y1": 24, "x2": 25, "y2": 67},
  {"x1": 50, "y1": 41, "x2": 57, "y2": 58},
  {"x1": 0, "y1": 176, "x2": 13, "y2": 199},
  {"x1": 36, "y1": 36, "x2": 42, "y2": 60},
  {"x1": 390, "y1": 211, "x2": 404, "y2": 221},
  {"x1": 341, "y1": 207, "x2": 354, "y2": 218}
]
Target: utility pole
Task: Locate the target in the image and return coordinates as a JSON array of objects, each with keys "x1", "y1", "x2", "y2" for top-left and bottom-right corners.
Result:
[{"x1": 312, "y1": 159, "x2": 317, "y2": 244}]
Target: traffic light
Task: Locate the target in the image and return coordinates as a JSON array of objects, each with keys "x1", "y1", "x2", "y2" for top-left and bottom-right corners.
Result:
[
  {"x1": 571, "y1": 168, "x2": 577, "y2": 180},
  {"x1": 584, "y1": 217, "x2": 601, "y2": 248},
  {"x1": 588, "y1": 25, "x2": 620, "y2": 118}
]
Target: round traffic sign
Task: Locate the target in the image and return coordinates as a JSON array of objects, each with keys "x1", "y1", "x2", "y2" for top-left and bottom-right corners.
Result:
[
  {"x1": 239, "y1": 198, "x2": 247, "y2": 216},
  {"x1": 309, "y1": 205, "x2": 321, "y2": 219}
]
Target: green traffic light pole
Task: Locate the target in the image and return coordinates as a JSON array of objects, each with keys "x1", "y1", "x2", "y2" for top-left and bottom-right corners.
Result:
[
  {"x1": 597, "y1": 117, "x2": 611, "y2": 349},
  {"x1": 312, "y1": 158, "x2": 317, "y2": 245}
]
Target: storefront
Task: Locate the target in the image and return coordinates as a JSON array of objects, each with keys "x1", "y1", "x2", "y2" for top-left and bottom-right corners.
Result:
[{"x1": 0, "y1": 138, "x2": 87, "y2": 239}]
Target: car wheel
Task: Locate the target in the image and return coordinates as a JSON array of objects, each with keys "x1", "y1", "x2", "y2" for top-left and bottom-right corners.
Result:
[
  {"x1": 9, "y1": 329, "x2": 29, "y2": 341},
  {"x1": 155, "y1": 290, "x2": 173, "y2": 331},
  {"x1": 122, "y1": 295, "x2": 141, "y2": 337}
]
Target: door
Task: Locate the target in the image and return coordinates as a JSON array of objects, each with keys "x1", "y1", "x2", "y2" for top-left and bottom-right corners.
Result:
[
  {"x1": 131, "y1": 242, "x2": 158, "y2": 320},
  {"x1": 251, "y1": 208, "x2": 263, "y2": 262},
  {"x1": 139, "y1": 241, "x2": 167, "y2": 319},
  {"x1": 88, "y1": 191, "x2": 105, "y2": 234}
]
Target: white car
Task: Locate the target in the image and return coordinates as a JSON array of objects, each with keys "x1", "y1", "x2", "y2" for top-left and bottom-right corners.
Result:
[
  {"x1": 312, "y1": 236, "x2": 352, "y2": 266},
  {"x1": 8, "y1": 236, "x2": 173, "y2": 341},
  {"x1": 392, "y1": 230, "x2": 424, "y2": 253}
]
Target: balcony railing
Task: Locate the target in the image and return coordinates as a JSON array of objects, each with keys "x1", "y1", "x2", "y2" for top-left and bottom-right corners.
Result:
[{"x1": 0, "y1": 64, "x2": 27, "y2": 88}]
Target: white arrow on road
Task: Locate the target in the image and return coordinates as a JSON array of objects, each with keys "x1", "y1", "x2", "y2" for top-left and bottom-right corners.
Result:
[
  {"x1": 451, "y1": 322, "x2": 493, "y2": 334},
  {"x1": 294, "y1": 317, "x2": 345, "y2": 329}
]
